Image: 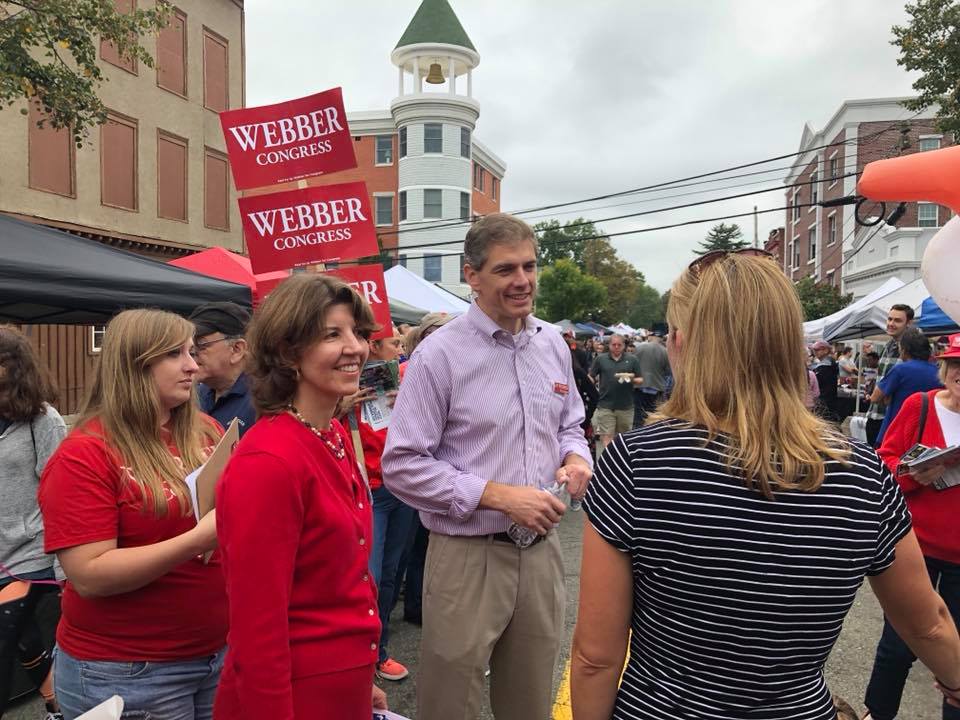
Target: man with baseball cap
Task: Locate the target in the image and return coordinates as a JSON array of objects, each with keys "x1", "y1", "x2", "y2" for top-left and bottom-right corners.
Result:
[{"x1": 188, "y1": 301, "x2": 255, "y2": 436}]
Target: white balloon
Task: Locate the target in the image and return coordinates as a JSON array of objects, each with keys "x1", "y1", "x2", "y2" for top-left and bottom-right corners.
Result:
[{"x1": 921, "y1": 215, "x2": 960, "y2": 327}]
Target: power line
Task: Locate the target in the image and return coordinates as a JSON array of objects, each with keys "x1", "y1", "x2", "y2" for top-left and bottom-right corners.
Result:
[{"x1": 372, "y1": 115, "x2": 916, "y2": 241}]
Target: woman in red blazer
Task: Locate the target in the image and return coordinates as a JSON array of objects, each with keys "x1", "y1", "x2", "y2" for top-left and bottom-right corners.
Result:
[
  {"x1": 864, "y1": 333, "x2": 960, "y2": 720},
  {"x1": 214, "y1": 275, "x2": 388, "y2": 720}
]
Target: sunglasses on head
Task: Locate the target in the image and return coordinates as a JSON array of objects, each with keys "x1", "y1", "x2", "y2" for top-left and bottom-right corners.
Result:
[{"x1": 687, "y1": 248, "x2": 774, "y2": 274}]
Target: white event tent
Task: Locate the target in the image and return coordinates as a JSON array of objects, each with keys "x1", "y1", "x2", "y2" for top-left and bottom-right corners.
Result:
[
  {"x1": 802, "y1": 277, "x2": 904, "y2": 343},
  {"x1": 384, "y1": 265, "x2": 471, "y2": 316},
  {"x1": 824, "y1": 278, "x2": 931, "y2": 342}
]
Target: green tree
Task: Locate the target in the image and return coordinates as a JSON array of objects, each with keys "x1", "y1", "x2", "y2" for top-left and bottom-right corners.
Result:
[
  {"x1": 626, "y1": 283, "x2": 664, "y2": 329},
  {"x1": 1, "y1": 0, "x2": 171, "y2": 143},
  {"x1": 581, "y1": 236, "x2": 643, "y2": 325},
  {"x1": 533, "y1": 218, "x2": 596, "y2": 267},
  {"x1": 893, "y1": 0, "x2": 960, "y2": 136},
  {"x1": 536, "y1": 259, "x2": 607, "y2": 322},
  {"x1": 794, "y1": 277, "x2": 853, "y2": 321},
  {"x1": 695, "y1": 222, "x2": 749, "y2": 255}
]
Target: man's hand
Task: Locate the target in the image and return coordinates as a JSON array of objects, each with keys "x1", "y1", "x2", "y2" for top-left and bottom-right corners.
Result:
[
  {"x1": 557, "y1": 459, "x2": 592, "y2": 501},
  {"x1": 480, "y1": 483, "x2": 566, "y2": 535},
  {"x1": 911, "y1": 464, "x2": 945, "y2": 486},
  {"x1": 372, "y1": 684, "x2": 388, "y2": 710},
  {"x1": 338, "y1": 387, "x2": 376, "y2": 416},
  {"x1": 632, "y1": 375, "x2": 644, "y2": 386}
]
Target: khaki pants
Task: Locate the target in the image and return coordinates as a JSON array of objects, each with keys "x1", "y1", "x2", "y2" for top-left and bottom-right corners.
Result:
[
  {"x1": 592, "y1": 406, "x2": 634, "y2": 435},
  {"x1": 417, "y1": 532, "x2": 565, "y2": 720}
]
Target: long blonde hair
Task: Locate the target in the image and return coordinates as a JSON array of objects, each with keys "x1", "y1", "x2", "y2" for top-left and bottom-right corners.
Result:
[
  {"x1": 77, "y1": 309, "x2": 219, "y2": 515},
  {"x1": 654, "y1": 254, "x2": 849, "y2": 498}
]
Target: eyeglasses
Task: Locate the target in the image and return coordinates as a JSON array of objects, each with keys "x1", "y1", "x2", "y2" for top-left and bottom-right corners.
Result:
[
  {"x1": 190, "y1": 336, "x2": 238, "y2": 358},
  {"x1": 687, "y1": 248, "x2": 774, "y2": 275}
]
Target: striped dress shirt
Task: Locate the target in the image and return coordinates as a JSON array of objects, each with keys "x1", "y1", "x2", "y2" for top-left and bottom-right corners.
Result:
[{"x1": 382, "y1": 302, "x2": 592, "y2": 536}]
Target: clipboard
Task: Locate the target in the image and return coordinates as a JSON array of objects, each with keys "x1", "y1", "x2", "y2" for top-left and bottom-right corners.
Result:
[{"x1": 185, "y1": 417, "x2": 240, "y2": 523}]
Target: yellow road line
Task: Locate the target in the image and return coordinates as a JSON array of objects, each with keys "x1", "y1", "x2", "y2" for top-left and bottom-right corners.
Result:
[{"x1": 552, "y1": 658, "x2": 573, "y2": 720}]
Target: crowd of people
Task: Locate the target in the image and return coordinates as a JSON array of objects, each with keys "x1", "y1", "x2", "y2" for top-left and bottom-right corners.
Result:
[{"x1": 1, "y1": 212, "x2": 959, "y2": 720}]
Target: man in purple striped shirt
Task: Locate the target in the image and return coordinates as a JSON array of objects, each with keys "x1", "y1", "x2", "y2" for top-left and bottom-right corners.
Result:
[{"x1": 383, "y1": 213, "x2": 592, "y2": 720}]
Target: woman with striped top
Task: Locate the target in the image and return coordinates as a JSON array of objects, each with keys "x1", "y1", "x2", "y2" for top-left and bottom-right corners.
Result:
[{"x1": 571, "y1": 250, "x2": 960, "y2": 720}]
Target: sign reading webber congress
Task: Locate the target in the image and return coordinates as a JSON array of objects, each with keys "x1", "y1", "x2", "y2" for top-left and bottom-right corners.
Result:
[
  {"x1": 239, "y1": 183, "x2": 379, "y2": 274},
  {"x1": 326, "y1": 265, "x2": 393, "y2": 341},
  {"x1": 220, "y1": 87, "x2": 357, "y2": 190}
]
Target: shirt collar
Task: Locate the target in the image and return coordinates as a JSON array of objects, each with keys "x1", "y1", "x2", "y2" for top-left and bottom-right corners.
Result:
[
  {"x1": 467, "y1": 302, "x2": 542, "y2": 346},
  {"x1": 199, "y1": 372, "x2": 248, "y2": 403}
]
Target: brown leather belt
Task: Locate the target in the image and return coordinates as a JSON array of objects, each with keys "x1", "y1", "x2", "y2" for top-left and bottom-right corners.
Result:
[{"x1": 488, "y1": 531, "x2": 546, "y2": 548}]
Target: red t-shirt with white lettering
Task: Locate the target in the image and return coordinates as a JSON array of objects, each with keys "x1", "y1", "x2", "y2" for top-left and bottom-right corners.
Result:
[{"x1": 38, "y1": 418, "x2": 228, "y2": 661}]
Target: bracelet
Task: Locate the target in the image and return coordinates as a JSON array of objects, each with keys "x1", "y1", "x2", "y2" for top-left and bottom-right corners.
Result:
[{"x1": 936, "y1": 677, "x2": 960, "y2": 693}]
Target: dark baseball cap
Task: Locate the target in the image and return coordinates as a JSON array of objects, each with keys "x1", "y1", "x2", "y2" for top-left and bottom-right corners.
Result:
[{"x1": 188, "y1": 302, "x2": 251, "y2": 339}]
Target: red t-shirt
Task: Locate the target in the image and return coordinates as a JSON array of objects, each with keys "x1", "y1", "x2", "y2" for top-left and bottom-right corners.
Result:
[
  {"x1": 38, "y1": 418, "x2": 228, "y2": 661},
  {"x1": 214, "y1": 413, "x2": 380, "y2": 720}
]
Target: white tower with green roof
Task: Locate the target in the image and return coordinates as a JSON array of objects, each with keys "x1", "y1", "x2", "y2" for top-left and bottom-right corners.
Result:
[{"x1": 390, "y1": 0, "x2": 484, "y2": 288}]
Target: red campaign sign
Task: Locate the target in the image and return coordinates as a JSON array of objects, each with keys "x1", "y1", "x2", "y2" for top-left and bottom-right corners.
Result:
[
  {"x1": 326, "y1": 265, "x2": 393, "y2": 341},
  {"x1": 238, "y1": 182, "x2": 380, "y2": 274},
  {"x1": 219, "y1": 87, "x2": 357, "y2": 190}
]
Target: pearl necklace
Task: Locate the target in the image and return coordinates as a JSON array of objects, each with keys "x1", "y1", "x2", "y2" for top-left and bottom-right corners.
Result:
[{"x1": 286, "y1": 406, "x2": 346, "y2": 460}]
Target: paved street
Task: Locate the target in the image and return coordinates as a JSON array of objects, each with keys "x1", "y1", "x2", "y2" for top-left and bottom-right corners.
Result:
[{"x1": 7, "y1": 511, "x2": 944, "y2": 719}]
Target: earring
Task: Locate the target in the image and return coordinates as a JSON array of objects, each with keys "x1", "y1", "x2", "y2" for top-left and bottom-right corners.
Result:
[{"x1": 293, "y1": 367, "x2": 301, "y2": 381}]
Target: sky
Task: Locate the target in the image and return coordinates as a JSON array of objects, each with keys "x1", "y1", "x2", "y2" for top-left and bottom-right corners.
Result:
[{"x1": 244, "y1": 0, "x2": 919, "y2": 293}]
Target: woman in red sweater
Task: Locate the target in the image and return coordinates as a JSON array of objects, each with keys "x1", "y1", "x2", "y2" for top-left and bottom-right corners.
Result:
[
  {"x1": 38, "y1": 309, "x2": 225, "y2": 720},
  {"x1": 214, "y1": 274, "x2": 388, "y2": 720},
  {"x1": 864, "y1": 333, "x2": 960, "y2": 720}
]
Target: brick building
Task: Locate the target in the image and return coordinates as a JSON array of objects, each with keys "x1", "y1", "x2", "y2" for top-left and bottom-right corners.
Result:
[
  {"x1": 764, "y1": 227, "x2": 786, "y2": 269},
  {"x1": 782, "y1": 98, "x2": 952, "y2": 298},
  {"x1": 0, "y1": 0, "x2": 245, "y2": 413}
]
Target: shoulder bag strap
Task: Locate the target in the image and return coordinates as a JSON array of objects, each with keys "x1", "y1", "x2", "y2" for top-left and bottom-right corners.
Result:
[{"x1": 917, "y1": 392, "x2": 929, "y2": 445}]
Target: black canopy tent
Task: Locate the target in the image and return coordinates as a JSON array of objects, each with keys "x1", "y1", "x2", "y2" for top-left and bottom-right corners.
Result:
[{"x1": 0, "y1": 214, "x2": 252, "y2": 324}]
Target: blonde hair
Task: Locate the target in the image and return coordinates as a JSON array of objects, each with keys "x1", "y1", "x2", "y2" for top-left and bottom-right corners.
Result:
[
  {"x1": 77, "y1": 309, "x2": 220, "y2": 515},
  {"x1": 653, "y1": 254, "x2": 849, "y2": 499},
  {"x1": 939, "y1": 357, "x2": 960, "y2": 385}
]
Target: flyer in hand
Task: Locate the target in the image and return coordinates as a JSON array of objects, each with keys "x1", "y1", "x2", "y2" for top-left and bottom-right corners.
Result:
[
  {"x1": 359, "y1": 360, "x2": 399, "y2": 431},
  {"x1": 898, "y1": 443, "x2": 960, "y2": 490}
]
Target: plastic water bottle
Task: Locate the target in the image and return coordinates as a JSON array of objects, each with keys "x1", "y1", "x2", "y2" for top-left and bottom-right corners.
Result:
[{"x1": 506, "y1": 482, "x2": 567, "y2": 548}]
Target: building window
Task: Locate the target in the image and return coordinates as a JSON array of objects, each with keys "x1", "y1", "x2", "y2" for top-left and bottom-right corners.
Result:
[
  {"x1": 399, "y1": 127, "x2": 407, "y2": 158},
  {"x1": 810, "y1": 171, "x2": 818, "y2": 207},
  {"x1": 424, "y1": 123, "x2": 442, "y2": 153},
  {"x1": 375, "y1": 195, "x2": 393, "y2": 226},
  {"x1": 826, "y1": 271, "x2": 835, "y2": 287},
  {"x1": 157, "y1": 7, "x2": 187, "y2": 96},
  {"x1": 157, "y1": 131, "x2": 188, "y2": 221},
  {"x1": 399, "y1": 191, "x2": 407, "y2": 222},
  {"x1": 203, "y1": 28, "x2": 229, "y2": 112},
  {"x1": 919, "y1": 137, "x2": 941, "y2": 152},
  {"x1": 424, "y1": 254, "x2": 442, "y2": 282},
  {"x1": 474, "y1": 163, "x2": 484, "y2": 191},
  {"x1": 808, "y1": 226, "x2": 817, "y2": 262},
  {"x1": 375, "y1": 135, "x2": 393, "y2": 165},
  {"x1": 424, "y1": 189, "x2": 442, "y2": 219},
  {"x1": 101, "y1": 0, "x2": 137, "y2": 74},
  {"x1": 792, "y1": 239, "x2": 800, "y2": 269},
  {"x1": 491, "y1": 177, "x2": 498, "y2": 201},
  {"x1": 460, "y1": 192, "x2": 469, "y2": 220},
  {"x1": 827, "y1": 214, "x2": 837, "y2": 246},
  {"x1": 399, "y1": 254, "x2": 407, "y2": 268},
  {"x1": 459, "y1": 253, "x2": 466, "y2": 282},
  {"x1": 28, "y1": 102, "x2": 75, "y2": 197},
  {"x1": 791, "y1": 189, "x2": 800, "y2": 222},
  {"x1": 460, "y1": 127, "x2": 470, "y2": 158},
  {"x1": 90, "y1": 325, "x2": 106, "y2": 353},
  {"x1": 918, "y1": 202, "x2": 940, "y2": 227},
  {"x1": 204, "y1": 148, "x2": 230, "y2": 230},
  {"x1": 101, "y1": 112, "x2": 138, "y2": 211},
  {"x1": 829, "y1": 155, "x2": 840, "y2": 182}
]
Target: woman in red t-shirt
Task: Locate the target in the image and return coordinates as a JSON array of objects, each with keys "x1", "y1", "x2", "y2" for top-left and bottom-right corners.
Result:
[
  {"x1": 38, "y1": 309, "x2": 226, "y2": 720},
  {"x1": 214, "y1": 274, "x2": 388, "y2": 720}
]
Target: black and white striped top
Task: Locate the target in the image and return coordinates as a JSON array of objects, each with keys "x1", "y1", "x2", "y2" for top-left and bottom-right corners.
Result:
[{"x1": 584, "y1": 419, "x2": 912, "y2": 720}]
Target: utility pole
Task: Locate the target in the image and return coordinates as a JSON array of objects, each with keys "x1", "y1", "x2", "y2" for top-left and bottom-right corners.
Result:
[{"x1": 753, "y1": 206, "x2": 759, "y2": 248}]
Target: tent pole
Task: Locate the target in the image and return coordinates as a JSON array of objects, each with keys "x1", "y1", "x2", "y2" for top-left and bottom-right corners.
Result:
[{"x1": 854, "y1": 346, "x2": 864, "y2": 415}]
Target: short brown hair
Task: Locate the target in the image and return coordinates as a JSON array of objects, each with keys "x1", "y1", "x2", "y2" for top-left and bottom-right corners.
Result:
[
  {"x1": 246, "y1": 274, "x2": 378, "y2": 415},
  {"x1": 463, "y1": 213, "x2": 538, "y2": 270},
  {"x1": 0, "y1": 325, "x2": 58, "y2": 422}
]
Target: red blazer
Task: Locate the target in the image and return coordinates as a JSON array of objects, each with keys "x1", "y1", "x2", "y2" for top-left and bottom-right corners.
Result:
[
  {"x1": 215, "y1": 413, "x2": 380, "y2": 720},
  {"x1": 878, "y1": 389, "x2": 960, "y2": 564}
]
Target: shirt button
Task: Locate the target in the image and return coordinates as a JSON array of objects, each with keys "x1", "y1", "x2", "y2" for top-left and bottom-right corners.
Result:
[
  {"x1": 358, "y1": 502, "x2": 364, "y2": 509},
  {"x1": 371, "y1": 643, "x2": 377, "y2": 651},
  {"x1": 363, "y1": 574, "x2": 369, "y2": 582},
  {"x1": 368, "y1": 608, "x2": 375, "y2": 616},
  {"x1": 359, "y1": 537, "x2": 365, "y2": 546}
]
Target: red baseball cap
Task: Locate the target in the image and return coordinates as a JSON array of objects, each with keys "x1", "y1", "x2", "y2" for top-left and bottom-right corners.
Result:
[{"x1": 936, "y1": 333, "x2": 960, "y2": 360}]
